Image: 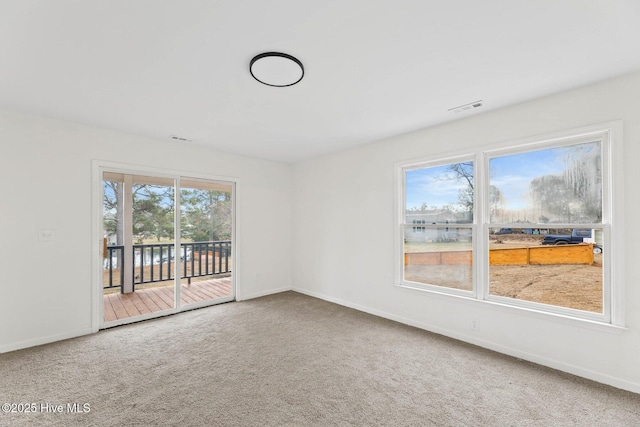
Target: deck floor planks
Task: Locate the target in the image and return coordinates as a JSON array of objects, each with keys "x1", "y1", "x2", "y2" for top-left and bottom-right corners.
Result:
[
  {"x1": 210, "y1": 286, "x2": 228, "y2": 298},
  {"x1": 136, "y1": 288, "x2": 165, "y2": 313},
  {"x1": 103, "y1": 277, "x2": 231, "y2": 322},
  {"x1": 109, "y1": 294, "x2": 130, "y2": 320},
  {"x1": 129, "y1": 291, "x2": 153, "y2": 316},
  {"x1": 145, "y1": 287, "x2": 173, "y2": 311},
  {"x1": 208, "y1": 280, "x2": 232, "y2": 297},
  {"x1": 197, "y1": 284, "x2": 220, "y2": 299},
  {"x1": 184, "y1": 283, "x2": 213, "y2": 301},
  {"x1": 118, "y1": 293, "x2": 142, "y2": 317},
  {"x1": 103, "y1": 298, "x2": 117, "y2": 322},
  {"x1": 155, "y1": 287, "x2": 173, "y2": 309},
  {"x1": 180, "y1": 286, "x2": 197, "y2": 304},
  {"x1": 156, "y1": 286, "x2": 177, "y2": 307}
]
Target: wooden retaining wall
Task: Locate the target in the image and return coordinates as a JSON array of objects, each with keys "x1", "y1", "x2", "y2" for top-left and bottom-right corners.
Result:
[
  {"x1": 404, "y1": 251, "x2": 473, "y2": 266},
  {"x1": 405, "y1": 244, "x2": 594, "y2": 266}
]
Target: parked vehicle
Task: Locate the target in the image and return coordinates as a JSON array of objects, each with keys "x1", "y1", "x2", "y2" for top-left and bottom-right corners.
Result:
[
  {"x1": 494, "y1": 228, "x2": 516, "y2": 234},
  {"x1": 541, "y1": 229, "x2": 602, "y2": 253}
]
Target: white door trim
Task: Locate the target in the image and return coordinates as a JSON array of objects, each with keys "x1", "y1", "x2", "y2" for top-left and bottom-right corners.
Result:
[{"x1": 91, "y1": 160, "x2": 239, "y2": 331}]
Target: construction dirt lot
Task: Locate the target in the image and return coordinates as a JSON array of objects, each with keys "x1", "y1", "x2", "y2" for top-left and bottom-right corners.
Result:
[
  {"x1": 405, "y1": 234, "x2": 603, "y2": 313},
  {"x1": 490, "y1": 234, "x2": 602, "y2": 312}
]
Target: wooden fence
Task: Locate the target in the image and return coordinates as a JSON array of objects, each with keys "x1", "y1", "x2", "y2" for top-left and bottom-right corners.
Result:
[{"x1": 405, "y1": 244, "x2": 594, "y2": 266}]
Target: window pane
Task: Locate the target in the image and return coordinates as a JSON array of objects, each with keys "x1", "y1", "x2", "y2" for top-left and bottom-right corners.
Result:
[
  {"x1": 179, "y1": 179, "x2": 233, "y2": 302},
  {"x1": 132, "y1": 181, "x2": 175, "y2": 245},
  {"x1": 488, "y1": 227, "x2": 603, "y2": 313},
  {"x1": 404, "y1": 226, "x2": 473, "y2": 291},
  {"x1": 489, "y1": 141, "x2": 602, "y2": 224},
  {"x1": 405, "y1": 162, "x2": 474, "y2": 224}
]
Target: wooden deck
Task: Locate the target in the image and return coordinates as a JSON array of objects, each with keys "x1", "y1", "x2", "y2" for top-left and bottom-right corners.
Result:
[{"x1": 103, "y1": 277, "x2": 232, "y2": 322}]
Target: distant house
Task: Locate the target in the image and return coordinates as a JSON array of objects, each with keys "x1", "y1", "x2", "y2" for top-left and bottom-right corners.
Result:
[{"x1": 405, "y1": 209, "x2": 472, "y2": 243}]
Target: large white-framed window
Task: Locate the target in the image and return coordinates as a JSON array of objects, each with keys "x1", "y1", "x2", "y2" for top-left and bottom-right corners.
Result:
[{"x1": 396, "y1": 122, "x2": 623, "y2": 326}]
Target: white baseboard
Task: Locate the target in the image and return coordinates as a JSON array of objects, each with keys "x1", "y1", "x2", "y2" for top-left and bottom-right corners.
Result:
[
  {"x1": 291, "y1": 286, "x2": 640, "y2": 395},
  {"x1": 237, "y1": 286, "x2": 292, "y2": 301},
  {"x1": 0, "y1": 327, "x2": 94, "y2": 354}
]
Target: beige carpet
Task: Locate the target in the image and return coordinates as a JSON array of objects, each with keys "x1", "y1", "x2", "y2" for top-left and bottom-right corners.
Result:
[{"x1": 1, "y1": 291, "x2": 639, "y2": 426}]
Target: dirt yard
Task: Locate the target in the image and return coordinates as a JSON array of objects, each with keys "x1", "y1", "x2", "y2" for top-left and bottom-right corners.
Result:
[{"x1": 406, "y1": 234, "x2": 603, "y2": 313}]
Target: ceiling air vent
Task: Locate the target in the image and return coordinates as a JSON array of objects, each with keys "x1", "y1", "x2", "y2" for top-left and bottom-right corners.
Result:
[
  {"x1": 169, "y1": 135, "x2": 192, "y2": 143},
  {"x1": 449, "y1": 100, "x2": 484, "y2": 114}
]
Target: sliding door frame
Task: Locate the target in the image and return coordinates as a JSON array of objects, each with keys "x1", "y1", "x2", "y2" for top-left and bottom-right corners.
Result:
[{"x1": 91, "y1": 160, "x2": 238, "y2": 331}]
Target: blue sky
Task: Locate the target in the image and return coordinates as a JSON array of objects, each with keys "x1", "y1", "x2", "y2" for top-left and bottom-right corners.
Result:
[
  {"x1": 406, "y1": 164, "x2": 470, "y2": 210},
  {"x1": 489, "y1": 149, "x2": 562, "y2": 210},
  {"x1": 406, "y1": 142, "x2": 599, "y2": 211}
]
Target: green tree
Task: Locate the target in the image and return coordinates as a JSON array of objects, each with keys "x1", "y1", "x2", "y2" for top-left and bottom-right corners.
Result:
[
  {"x1": 181, "y1": 189, "x2": 232, "y2": 242},
  {"x1": 103, "y1": 181, "x2": 175, "y2": 244},
  {"x1": 132, "y1": 184, "x2": 174, "y2": 243},
  {"x1": 104, "y1": 181, "x2": 232, "y2": 244},
  {"x1": 103, "y1": 181, "x2": 125, "y2": 244}
]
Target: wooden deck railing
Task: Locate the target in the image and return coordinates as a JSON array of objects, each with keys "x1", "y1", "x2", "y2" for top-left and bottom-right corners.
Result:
[{"x1": 104, "y1": 240, "x2": 232, "y2": 292}]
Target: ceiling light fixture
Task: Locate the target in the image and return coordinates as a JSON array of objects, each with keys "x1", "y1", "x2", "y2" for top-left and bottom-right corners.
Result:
[{"x1": 250, "y1": 52, "x2": 304, "y2": 87}]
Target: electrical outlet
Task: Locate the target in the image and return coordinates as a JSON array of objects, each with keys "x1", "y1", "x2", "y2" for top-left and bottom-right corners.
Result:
[{"x1": 38, "y1": 229, "x2": 56, "y2": 241}]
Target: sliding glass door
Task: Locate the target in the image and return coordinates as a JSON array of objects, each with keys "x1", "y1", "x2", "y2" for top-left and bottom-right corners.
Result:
[
  {"x1": 99, "y1": 168, "x2": 234, "y2": 327},
  {"x1": 179, "y1": 178, "x2": 234, "y2": 307}
]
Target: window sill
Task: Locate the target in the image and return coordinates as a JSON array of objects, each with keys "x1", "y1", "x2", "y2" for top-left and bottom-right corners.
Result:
[{"x1": 395, "y1": 282, "x2": 627, "y2": 335}]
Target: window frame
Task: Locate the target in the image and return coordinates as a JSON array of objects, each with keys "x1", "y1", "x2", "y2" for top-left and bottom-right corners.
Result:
[
  {"x1": 398, "y1": 154, "x2": 478, "y2": 298},
  {"x1": 395, "y1": 122, "x2": 624, "y2": 327}
]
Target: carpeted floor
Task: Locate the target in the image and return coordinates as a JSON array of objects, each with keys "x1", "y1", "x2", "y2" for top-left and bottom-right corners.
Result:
[{"x1": 1, "y1": 291, "x2": 639, "y2": 426}]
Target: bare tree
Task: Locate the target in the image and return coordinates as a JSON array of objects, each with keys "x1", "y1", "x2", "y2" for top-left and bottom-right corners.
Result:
[{"x1": 529, "y1": 142, "x2": 602, "y2": 222}]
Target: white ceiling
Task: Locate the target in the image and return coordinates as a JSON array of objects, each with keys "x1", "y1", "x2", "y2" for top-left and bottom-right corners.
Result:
[{"x1": 1, "y1": 1, "x2": 639, "y2": 163}]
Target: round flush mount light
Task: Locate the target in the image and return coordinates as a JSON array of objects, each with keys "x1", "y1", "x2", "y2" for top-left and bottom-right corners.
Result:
[{"x1": 250, "y1": 52, "x2": 304, "y2": 87}]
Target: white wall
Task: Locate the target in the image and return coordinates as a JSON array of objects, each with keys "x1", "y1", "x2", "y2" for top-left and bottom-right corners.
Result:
[
  {"x1": 292, "y1": 70, "x2": 640, "y2": 393},
  {"x1": 2, "y1": 71, "x2": 640, "y2": 393},
  {"x1": 0, "y1": 110, "x2": 292, "y2": 352}
]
